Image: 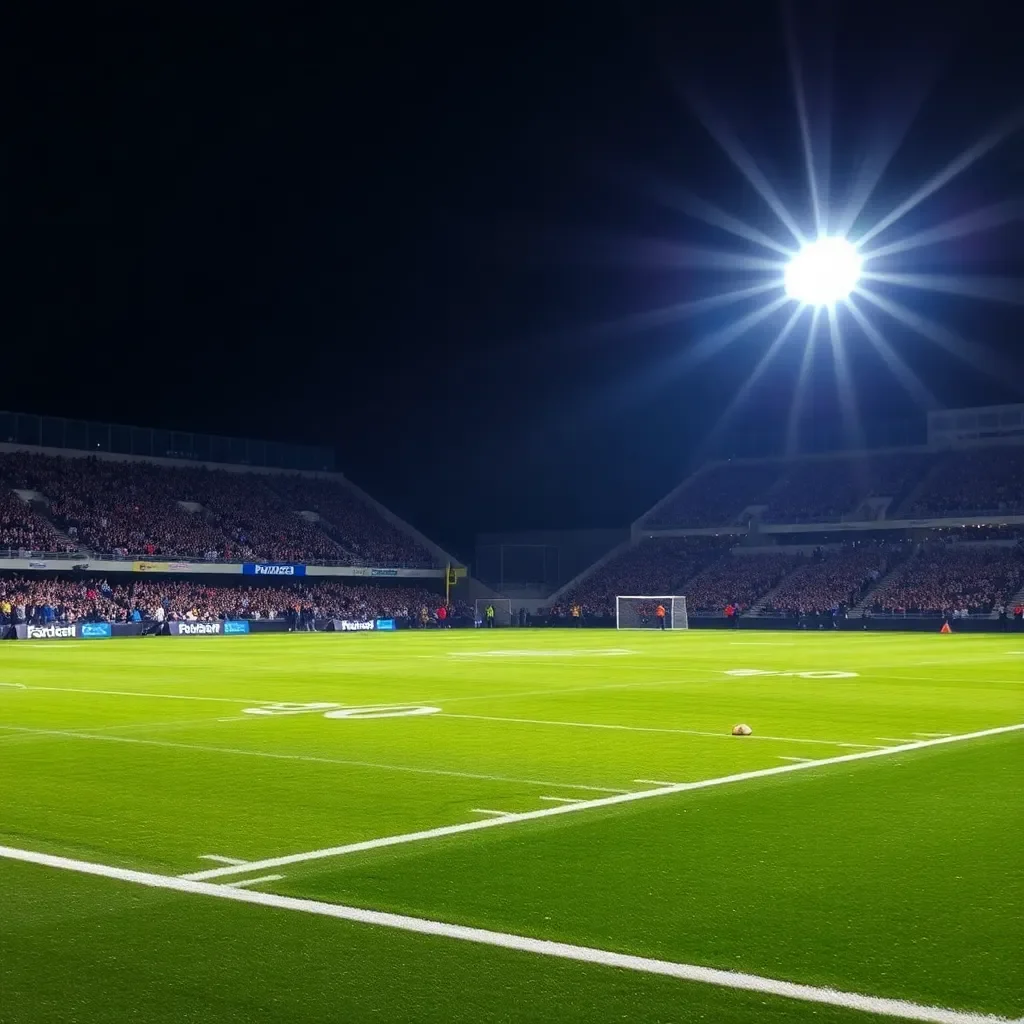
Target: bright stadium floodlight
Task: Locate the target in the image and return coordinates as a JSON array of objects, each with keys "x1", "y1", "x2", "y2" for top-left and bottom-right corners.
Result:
[{"x1": 784, "y1": 236, "x2": 863, "y2": 306}]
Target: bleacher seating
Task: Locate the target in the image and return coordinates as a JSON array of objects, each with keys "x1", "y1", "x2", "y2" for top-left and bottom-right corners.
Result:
[
  {"x1": 0, "y1": 575, "x2": 454, "y2": 626},
  {"x1": 761, "y1": 544, "x2": 900, "y2": 615},
  {"x1": 906, "y1": 447, "x2": 1024, "y2": 518},
  {"x1": 762, "y1": 453, "x2": 936, "y2": 524},
  {"x1": 557, "y1": 537, "x2": 730, "y2": 618},
  {"x1": 0, "y1": 489, "x2": 75, "y2": 553},
  {"x1": 268, "y1": 477, "x2": 436, "y2": 568},
  {"x1": 642, "y1": 462, "x2": 781, "y2": 528},
  {"x1": 869, "y1": 543, "x2": 1024, "y2": 615},
  {"x1": 685, "y1": 553, "x2": 801, "y2": 613},
  {"x1": 0, "y1": 452, "x2": 436, "y2": 566}
]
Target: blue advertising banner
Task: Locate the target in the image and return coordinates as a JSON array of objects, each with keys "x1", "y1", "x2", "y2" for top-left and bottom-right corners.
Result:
[
  {"x1": 242, "y1": 563, "x2": 306, "y2": 577},
  {"x1": 375, "y1": 619, "x2": 397, "y2": 631},
  {"x1": 80, "y1": 623, "x2": 113, "y2": 639},
  {"x1": 223, "y1": 620, "x2": 251, "y2": 635}
]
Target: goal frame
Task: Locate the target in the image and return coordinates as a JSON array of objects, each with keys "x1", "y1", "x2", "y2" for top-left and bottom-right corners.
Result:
[
  {"x1": 476, "y1": 597, "x2": 512, "y2": 627},
  {"x1": 615, "y1": 595, "x2": 688, "y2": 630}
]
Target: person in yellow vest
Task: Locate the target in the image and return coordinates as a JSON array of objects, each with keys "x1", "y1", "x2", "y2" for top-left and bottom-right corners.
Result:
[
  {"x1": 485, "y1": 604, "x2": 495, "y2": 628},
  {"x1": 655, "y1": 603, "x2": 667, "y2": 630}
]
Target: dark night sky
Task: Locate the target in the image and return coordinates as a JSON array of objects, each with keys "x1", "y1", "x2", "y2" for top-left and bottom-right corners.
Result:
[{"x1": 7, "y1": 3, "x2": 1024, "y2": 557}]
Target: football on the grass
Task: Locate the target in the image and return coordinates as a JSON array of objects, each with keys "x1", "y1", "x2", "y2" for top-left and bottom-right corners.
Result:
[{"x1": 732, "y1": 724, "x2": 753, "y2": 736}]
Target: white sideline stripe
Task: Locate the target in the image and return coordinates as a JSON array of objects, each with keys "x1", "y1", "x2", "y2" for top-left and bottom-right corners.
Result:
[
  {"x1": 876, "y1": 737, "x2": 918, "y2": 744},
  {"x1": 538, "y1": 796, "x2": 583, "y2": 804},
  {"x1": 438, "y1": 712, "x2": 880, "y2": 748},
  {"x1": 0, "y1": 845, "x2": 1011, "y2": 1024},
  {"x1": 471, "y1": 809, "x2": 514, "y2": 817},
  {"x1": 223, "y1": 874, "x2": 284, "y2": 889},
  {"x1": 913, "y1": 732, "x2": 952, "y2": 738},
  {"x1": 181, "y1": 723, "x2": 1024, "y2": 882},
  {"x1": 778, "y1": 756, "x2": 814, "y2": 763},
  {"x1": 634, "y1": 778, "x2": 683, "y2": 786},
  {"x1": 199, "y1": 855, "x2": 248, "y2": 866},
  {"x1": 0, "y1": 726, "x2": 628, "y2": 794}
]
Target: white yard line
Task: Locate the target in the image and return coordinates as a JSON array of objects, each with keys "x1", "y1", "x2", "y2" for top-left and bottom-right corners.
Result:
[
  {"x1": 0, "y1": 682, "x2": 273, "y2": 705},
  {"x1": 538, "y1": 796, "x2": 583, "y2": 804},
  {"x1": 634, "y1": 778, "x2": 683, "y2": 786},
  {"x1": 181, "y1": 723, "x2": 1024, "y2": 882},
  {"x1": 223, "y1": 874, "x2": 284, "y2": 889},
  {"x1": 199, "y1": 855, "x2": 248, "y2": 866},
  {"x1": 913, "y1": 732, "x2": 952, "y2": 738},
  {"x1": 0, "y1": 725, "x2": 628, "y2": 794},
  {"x1": 778, "y1": 756, "x2": 814, "y2": 763},
  {"x1": 876, "y1": 737, "x2": 918, "y2": 744},
  {"x1": 0, "y1": 717, "x2": 244, "y2": 745},
  {"x1": 437, "y1": 712, "x2": 880, "y2": 748},
  {"x1": 0, "y1": 844, "x2": 1010, "y2": 1024},
  {"x1": 471, "y1": 809, "x2": 514, "y2": 818}
]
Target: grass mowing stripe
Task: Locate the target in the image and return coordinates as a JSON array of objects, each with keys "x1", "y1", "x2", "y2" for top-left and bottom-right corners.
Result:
[
  {"x1": 181, "y1": 722, "x2": 1024, "y2": 881},
  {"x1": 0, "y1": 845, "x2": 1010, "y2": 1024},
  {"x1": 438, "y1": 712, "x2": 881, "y2": 747},
  {"x1": 0, "y1": 725, "x2": 629, "y2": 794}
]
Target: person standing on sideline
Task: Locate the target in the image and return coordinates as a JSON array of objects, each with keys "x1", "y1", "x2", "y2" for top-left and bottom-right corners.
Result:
[
  {"x1": 571, "y1": 602, "x2": 582, "y2": 627},
  {"x1": 485, "y1": 604, "x2": 495, "y2": 628},
  {"x1": 655, "y1": 603, "x2": 667, "y2": 630}
]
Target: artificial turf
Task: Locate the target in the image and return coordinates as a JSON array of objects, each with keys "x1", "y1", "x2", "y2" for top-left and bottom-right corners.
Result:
[{"x1": 1, "y1": 629, "x2": 1021, "y2": 1021}]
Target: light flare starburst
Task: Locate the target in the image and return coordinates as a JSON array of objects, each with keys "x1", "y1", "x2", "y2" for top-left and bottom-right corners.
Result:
[{"x1": 596, "y1": 20, "x2": 1023, "y2": 453}]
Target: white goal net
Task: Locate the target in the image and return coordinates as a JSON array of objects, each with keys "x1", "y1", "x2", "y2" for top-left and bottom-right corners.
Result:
[
  {"x1": 616, "y1": 596, "x2": 688, "y2": 630},
  {"x1": 476, "y1": 598, "x2": 512, "y2": 627}
]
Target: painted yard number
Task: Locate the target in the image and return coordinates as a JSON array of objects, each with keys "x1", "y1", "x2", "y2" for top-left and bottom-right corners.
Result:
[
  {"x1": 724, "y1": 669, "x2": 859, "y2": 679},
  {"x1": 243, "y1": 702, "x2": 441, "y2": 719}
]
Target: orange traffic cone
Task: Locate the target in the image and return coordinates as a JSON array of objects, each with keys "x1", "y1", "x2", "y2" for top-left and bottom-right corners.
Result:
[{"x1": 939, "y1": 622, "x2": 952, "y2": 634}]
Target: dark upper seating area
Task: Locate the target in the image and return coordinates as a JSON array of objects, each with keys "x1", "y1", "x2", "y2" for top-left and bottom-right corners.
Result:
[
  {"x1": 905, "y1": 447, "x2": 1024, "y2": 518},
  {"x1": 641, "y1": 445, "x2": 1024, "y2": 528},
  {"x1": 642, "y1": 463, "x2": 781, "y2": 528},
  {"x1": 0, "y1": 451, "x2": 437, "y2": 566},
  {"x1": 761, "y1": 453, "x2": 936, "y2": 524}
]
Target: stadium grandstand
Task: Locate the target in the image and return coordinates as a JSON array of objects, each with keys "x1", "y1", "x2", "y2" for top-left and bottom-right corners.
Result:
[
  {"x1": 3, "y1": 407, "x2": 1024, "y2": 632},
  {"x1": 0, "y1": 413, "x2": 452, "y2": 569},
  {"x1": 548, "y1": 405, "x2": 1024, "y2": 628}
]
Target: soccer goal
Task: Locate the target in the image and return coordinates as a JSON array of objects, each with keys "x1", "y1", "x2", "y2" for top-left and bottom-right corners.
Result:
[
  {"x1": 616, "y1": 595, "x2": 688, "y2": 630},
  {"x1": 476, "y1": 598, "x2": 512, "y2": 627}
]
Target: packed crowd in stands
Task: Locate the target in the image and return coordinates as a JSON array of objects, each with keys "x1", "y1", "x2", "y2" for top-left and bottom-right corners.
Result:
[
  {"x1": 761, "y1": 453, "x2": 936, "y2": 524},
  {"x1": 269, "y1": 477, "x2": 435, "y2": 568},
  {"x1": 640, "y1": 445, "x2": 1024, "y2": 528},
  {"x1": 761, "y1": 543, "x2": 902, "y2": 615},
  {"x1": 553, "y1": 537, "x2": 730, "y2": 619},
  {"x1": 869, "y1": 543, "x2": 1024, "y2": 616},
  {"x1": 0, "y1": 576, "x2": 464, "y2": 627},
  {"x1": 684, "y1": 552, "x2": 801, "y2": 613},
  {"x1": 0, "y1": 489, "x2": 76, "y2": 553},
  {"x1": 0, "y1": 452, "x2": 437, "y2": 566},
  {"x1": 906, "y1": 446, "x2": 1024, "y2": 518},
  {"x1": 0, "y1": 577, "x2": 120, "y2": 625},
  {"x1": 642, "y1": 462, "x2": 782, "y2": 528}
]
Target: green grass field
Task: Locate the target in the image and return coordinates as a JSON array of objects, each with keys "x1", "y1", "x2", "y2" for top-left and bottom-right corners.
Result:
[{"x1": 1, "y1": 629, "x2": 1022, "y2": 1023}]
